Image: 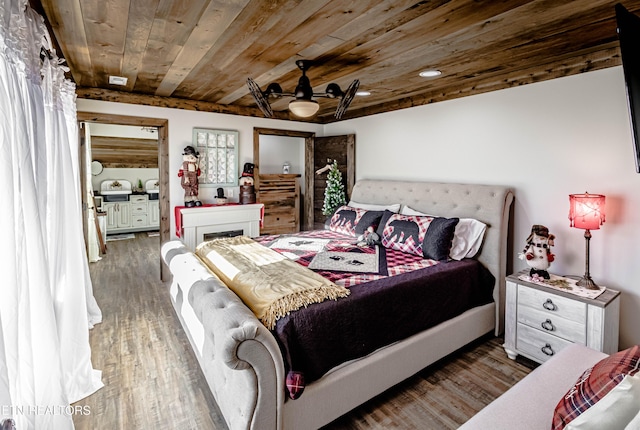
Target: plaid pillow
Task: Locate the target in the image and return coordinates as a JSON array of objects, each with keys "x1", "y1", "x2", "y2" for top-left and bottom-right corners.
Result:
[
  {"x1": 379, "y1": 212, "x2": 458, "y2": 260},
  {"x1": 328, "y1": 206, "x2": 384, "y2": 237},
  {"x1": 552, "y1": 345, "x2": 640, "y2": 430},
  {"x1": 286, "y1": 370, "x2": 305, "y2": 400}
]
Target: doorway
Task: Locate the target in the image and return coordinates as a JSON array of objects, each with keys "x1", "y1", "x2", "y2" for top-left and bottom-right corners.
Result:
[
  {"x1": 253, "y1": 128, "x2": 355, "y2": 231},
  {"x1": 253, "y1": 128, "x2": 315, "y2": 230},
  {"x1": 78, "y1": 112, "x2": 170, "y2": 280}
]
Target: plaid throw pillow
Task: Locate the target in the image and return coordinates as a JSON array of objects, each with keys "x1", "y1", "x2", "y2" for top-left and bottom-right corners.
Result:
[
  {"x1": 286, "y1": 370, "x2": 305, "y2": 400},
  {"x1": 552, "y1": 345, "x2": 640, "y2": 430},
  {"x1": 328, "y1": 206, "x2": 384, "y2": 237},
  {"x1": 379, "y1": 212, "x2": 458, "y2": 260}
]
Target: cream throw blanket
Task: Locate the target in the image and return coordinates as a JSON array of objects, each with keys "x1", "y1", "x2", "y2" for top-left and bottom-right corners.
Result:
[{"x1": 196, "y1": 236, "x2": 350, "y2": 329}]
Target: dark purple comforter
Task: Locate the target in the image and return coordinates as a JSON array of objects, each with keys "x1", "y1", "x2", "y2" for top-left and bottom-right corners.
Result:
[{"x1": 271, "y1": 255, "x2": 495, "y2": 397}]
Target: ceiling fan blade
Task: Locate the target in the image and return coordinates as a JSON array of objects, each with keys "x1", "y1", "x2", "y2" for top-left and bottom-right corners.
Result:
[
  {"x1": 334, "y1": 79, "x2": 359, "y2": 119},
  {"x1": 247, "y1": 78, "x2": 274, "y2": 118}
]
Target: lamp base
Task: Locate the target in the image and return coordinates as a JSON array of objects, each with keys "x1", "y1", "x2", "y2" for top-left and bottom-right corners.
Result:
[{"x1": 576, "y1": 275, "x2": 600, "y2": 290}]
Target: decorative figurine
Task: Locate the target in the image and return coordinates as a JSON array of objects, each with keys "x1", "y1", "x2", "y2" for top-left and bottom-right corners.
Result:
[
  {"x1": 178, "y1": 145, "x2": 202, "y2": 207},
  {"x1": 242, "y1": 162, "x2": 254, "y2": 176},
  {"x1": 239, "y1": 162, "x2": 256, "y2": 203},
  {"x1": 519, "y1": 224, "x2": 555, "y2": 279},
  {"x1": 239, "y1": 162, "x2": 255, "y2": 186},
  {"x1": 216, "y1": 187, "x2": 228, "y2": 205}
]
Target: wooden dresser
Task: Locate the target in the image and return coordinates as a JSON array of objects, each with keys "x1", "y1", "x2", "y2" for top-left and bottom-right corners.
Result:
[{"x1": 258, "y1": 174, "x2": 300, "y2": 235}]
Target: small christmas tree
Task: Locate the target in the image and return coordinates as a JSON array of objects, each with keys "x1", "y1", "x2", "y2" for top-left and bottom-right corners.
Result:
[{"x1": 322, "y1": 160, "x2": 346, "y2": 216}]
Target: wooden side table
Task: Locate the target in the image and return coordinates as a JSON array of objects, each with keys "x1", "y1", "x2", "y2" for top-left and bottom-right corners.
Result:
[{"x1": 503, "y1": 271, "x2": 620, "y2": 364}]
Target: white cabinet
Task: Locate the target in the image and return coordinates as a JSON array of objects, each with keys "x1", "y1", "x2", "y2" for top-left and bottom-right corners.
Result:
[
  {"x1": 104, "y1": 202, "x2": 117, "y2": 230},
  {"x1": 103, "y1": 194, "x2": 158, "y2": 234},
  {"x1": 117, "y1": 202, "x2": 131, "y2": 227},
  {"x1": 149, "y1": 201, "x2": 160, "y2": 227},
  {"x1": 504, "y1": 271, "x2": 620, "y2": 364},
  {"x1": 104, "y1": 202, "x2": 131, "y2": 230}
]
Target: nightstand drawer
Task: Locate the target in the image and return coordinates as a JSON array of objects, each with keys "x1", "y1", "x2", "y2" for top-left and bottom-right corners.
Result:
[
  {"x1": 516, "y1": 323, "x2": 573, "y2": 363},
  {"x1": 517, "y1": 303, "x2": 586, "y2": 343},
  {"x1": 517, "y1": 285, "x2": 586, "y2": 324}
]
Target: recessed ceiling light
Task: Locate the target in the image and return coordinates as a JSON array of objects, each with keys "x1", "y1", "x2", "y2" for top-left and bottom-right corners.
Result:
[
  {"x1": 419, "y1": 70, "x2": 442, "y2": 78},
  {"x1": 356, "y1": 90, "x2": 371, "y2": 96},
  {"x1": 108, "y1": 75, "x2": 128, "y2": 86}
]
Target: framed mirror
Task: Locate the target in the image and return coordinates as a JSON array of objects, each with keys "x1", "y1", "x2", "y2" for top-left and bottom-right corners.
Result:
[{"x1": 91, "y1": 160, "x2": 103, "y2": 176}]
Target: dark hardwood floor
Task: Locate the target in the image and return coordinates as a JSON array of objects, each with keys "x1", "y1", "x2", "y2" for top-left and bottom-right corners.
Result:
[{"x1": 74, "y1": 233, "x2": 536, "y2": 430}]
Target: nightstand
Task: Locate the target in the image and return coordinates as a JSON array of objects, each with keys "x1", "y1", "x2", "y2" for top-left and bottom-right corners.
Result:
[{"x1": 503, "y1": 271, "x2": 620, "y2": 364}]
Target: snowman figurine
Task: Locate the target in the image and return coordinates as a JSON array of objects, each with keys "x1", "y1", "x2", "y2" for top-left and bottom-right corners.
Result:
[{"x1": 519, "y1": 224, "x2": 555, "y2": 279}]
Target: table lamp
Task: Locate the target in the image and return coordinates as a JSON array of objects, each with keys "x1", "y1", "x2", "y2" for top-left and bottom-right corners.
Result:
[{"x1": 568, "y1": 193, "x2": 606, "y2": 289}]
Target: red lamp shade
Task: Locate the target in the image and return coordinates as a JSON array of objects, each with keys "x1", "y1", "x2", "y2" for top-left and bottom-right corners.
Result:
[{"x1": 569, "y1": 193, "x2": 606, "y2": 230}]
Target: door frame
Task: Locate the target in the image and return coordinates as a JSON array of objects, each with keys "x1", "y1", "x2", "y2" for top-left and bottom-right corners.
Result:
[
  {"x1": 77, "y1": 112, "x2": 170, "y2": 280},
  {"x1": 253, "y1": 127, "x2": 315, "y2": 230}
]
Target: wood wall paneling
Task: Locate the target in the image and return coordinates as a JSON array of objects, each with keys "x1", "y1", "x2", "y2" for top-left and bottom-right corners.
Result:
[{"x1": 90, "y1": 136, "x2": 159, "y2": 168}]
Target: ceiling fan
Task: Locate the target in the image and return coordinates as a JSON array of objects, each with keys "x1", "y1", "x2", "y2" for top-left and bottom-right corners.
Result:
[{"x1": 247, "y1": 59, "x2": 360, "y2": 119}]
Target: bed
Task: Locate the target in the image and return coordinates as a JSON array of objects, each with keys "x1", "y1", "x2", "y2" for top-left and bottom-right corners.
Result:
[{"x1": 162, "y1": 179, "x2": 514, "y2": 430}]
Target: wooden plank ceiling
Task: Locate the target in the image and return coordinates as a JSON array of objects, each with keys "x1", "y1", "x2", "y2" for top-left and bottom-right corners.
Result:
[{"x1": 35, "y1": 0, "x2": 640, "y2": 123}]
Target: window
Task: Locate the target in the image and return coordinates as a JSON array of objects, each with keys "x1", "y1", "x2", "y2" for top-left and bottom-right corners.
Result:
[{"x1": 192, "y1": 128, "x2": 239, "y2": 186}]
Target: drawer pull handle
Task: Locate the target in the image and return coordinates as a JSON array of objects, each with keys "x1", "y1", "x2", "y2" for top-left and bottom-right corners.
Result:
[
  {"x1": 543, "y1": 299, "x2": 557, "y2": 311},
  {"x1": 541, "y1": 344, "x2": 555, "y2": 356},
  {"x1": 541, "y1": 319, "x2": 555, "y2": 331}
]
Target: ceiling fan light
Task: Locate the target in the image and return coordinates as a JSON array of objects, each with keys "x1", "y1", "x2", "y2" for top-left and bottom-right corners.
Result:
[
  {"x1": 289, "y1": 99, "x2": 319, "y2": 117},
  {"x1": 419, "y1": 69, "x2": 441, "y2": 78}
]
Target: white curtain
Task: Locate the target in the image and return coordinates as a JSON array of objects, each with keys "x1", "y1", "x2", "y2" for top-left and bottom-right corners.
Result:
[
  {"x1": 85, "y1": 124, "x2": 102, "y2": 263},
  {"x1": 0, "y1": 1, "x2": 103, "y2": 429}
]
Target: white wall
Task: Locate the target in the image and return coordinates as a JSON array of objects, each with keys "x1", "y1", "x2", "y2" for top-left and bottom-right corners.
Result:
[
  {"x1": 258, "y1": 135, "x2": 304, "y2": 175},
  {"x1": 258, "y1": 135, "x2": 306, "y2": 197},
  {"x1": 76, "y1": 99, "x2": 323, "y2": 233},
  {"x1": 325, "y1": 66, "x2": 640, "y2": 349}
]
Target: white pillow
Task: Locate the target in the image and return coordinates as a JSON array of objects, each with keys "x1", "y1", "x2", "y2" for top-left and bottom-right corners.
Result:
[
  {"x1": 400, "y1": 205, "x2": 487, "y2": 260},
  {"x1": 348, "y1": 201, "x2": 400, "y2": 213},
  {"x1": 564, "y1": 374, "x2": 640, "y2": 429}
]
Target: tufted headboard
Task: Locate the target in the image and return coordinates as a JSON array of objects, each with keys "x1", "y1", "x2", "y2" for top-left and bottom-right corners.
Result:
[{"x1": 350, "y1": 179, "x2": 514, "y2": 333}]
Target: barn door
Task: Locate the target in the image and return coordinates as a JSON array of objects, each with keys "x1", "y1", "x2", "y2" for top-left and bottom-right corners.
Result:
[{"x1": 311, "y1": 134, "x2": 355, "y2": 229}]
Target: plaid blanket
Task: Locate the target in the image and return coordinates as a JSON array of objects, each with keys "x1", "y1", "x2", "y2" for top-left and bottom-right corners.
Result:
[{"x1": 255, "y1": 230, "x2": 438, "y2": 288}]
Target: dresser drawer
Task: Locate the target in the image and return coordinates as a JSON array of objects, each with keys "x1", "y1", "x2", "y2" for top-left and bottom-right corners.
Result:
[
  {"x1": 131, "y1": 214, "x2": 148, "y2": 227},
  {"x1": 517, "y1": 302, "x2": 586, "y2": 343},
  {"x1": 517, "y1": 285, "x2": 586, "y2": 323},
  {"x1": 130, "y1": 195, "x2": 148, "y2": 204},
  {"x1": 131, "y1": 203, "x2": 148, "y2": 214},
  {"x1": 516, "y1": 323, "x2": 573, "y2": 363},
  {"x1": 262, "y1": 213, "x2": 296, "y2": 235}
]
